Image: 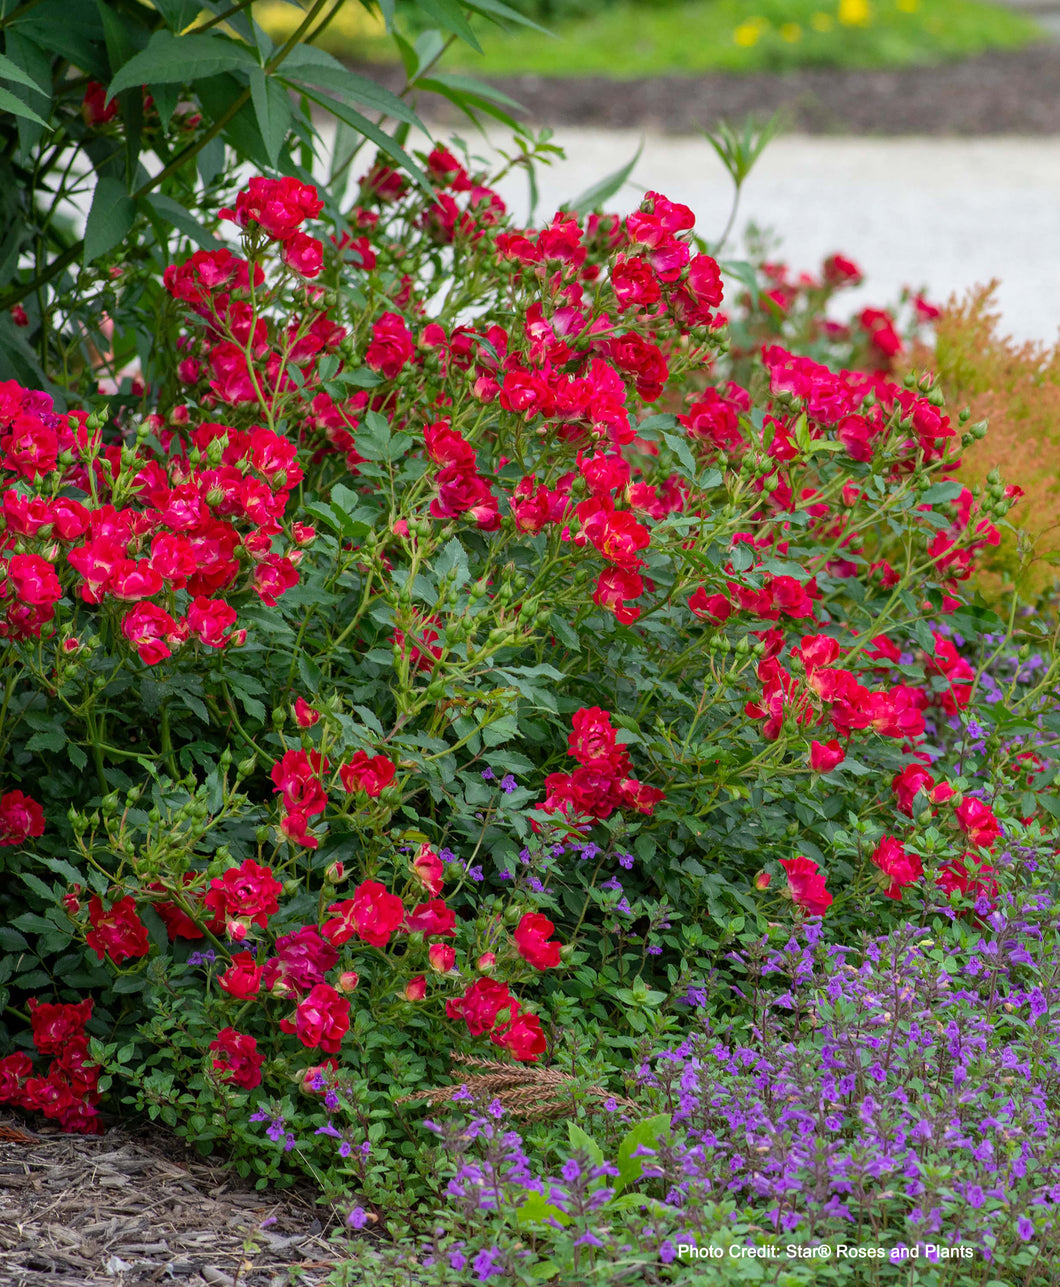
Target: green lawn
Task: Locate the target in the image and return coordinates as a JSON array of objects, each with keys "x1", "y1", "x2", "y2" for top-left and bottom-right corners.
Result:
[
  {"x1": 267, "y1": 0, "x2": 1043, "y2": 78},
  {"x1": 441, "y1": 0, "x2": 1043, "y2": 78}
]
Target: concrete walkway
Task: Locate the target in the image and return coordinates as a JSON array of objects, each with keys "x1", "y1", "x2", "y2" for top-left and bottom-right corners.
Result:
[{"x1": 477, "y1": 130, "x2": 1060, "y2": 345}]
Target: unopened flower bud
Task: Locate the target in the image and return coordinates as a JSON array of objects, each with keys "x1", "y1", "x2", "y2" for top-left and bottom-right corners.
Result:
[
  {"x1": 477, "y1": 951, "x2": 496, "y2": 973},
  {"x1": 336, "y1": 970, "x2": 360, "y2": 993},
  {"x1": 404, "y1": 975, "x2": 426, "y2": 1001},
  {"x1": 326, "y1": 861, "x2": 346, "y2": 884},
  {"x1": 754, "y1": 870, "x2": 772, "y2": 891}
]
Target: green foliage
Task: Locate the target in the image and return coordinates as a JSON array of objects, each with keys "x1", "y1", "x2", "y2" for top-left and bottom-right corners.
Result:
[
  {"x1": 434, "y1": 0, "x2": 1041, "y2": 79},
  {"x1": 0, "y1": 0, "x2": 537, "y2": 395}
]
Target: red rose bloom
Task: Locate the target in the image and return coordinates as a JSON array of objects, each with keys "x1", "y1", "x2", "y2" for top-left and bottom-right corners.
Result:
[
  {"x1": 809, "y1": 739, "x2": 845, "y2": 773},
  {"x1": 412, "y1": 843, "x2": 445, "y2": 896},
  {"x1": 28, "y1": 998, "x2": 92, "y2": 1054},
  {"x1": 779, "y1": 857, "x2": 832, "y2": 917},
  {"x1": 405, "y1": 899, "x2": 456, "y2": 937},
  {"x1": 0, "y1": 789, "x2": 46, "y2": 846},
  {"x1": 870, "y1": 836, "x2": 923, "y2": 901},
  {"x1": 567, "y1": 707, "x2": 631, "y2": 776},
  {"x1": 445, "y1": 977, "x2": 518, "y2": 1036},
  {"x1": 955, "y1": 798, "x2": 1002, "y2": 851},
  {"x1": 323, "y1": 880, "x2": 404, "y2": 948},
  {"x1": 280, "y1": 983, "x2": 350, "y2": 1054},
  {"x1": 513, "y1": 913, "x2": 562, "y2": 970},
  {"x1": 365, "y1": 311, "x2": 414, "y2": 379},
  {"x1": 210, "y1": 1028, "x2": 264, "y2": 1089},
  {"x1": 493, "y1": 1011, "x2": 547, "y2": 1062},
  {"x1": 339, "y1": 751, "x2": 395, "y2": 798},
  {"x1": 262, "y1": 925, "x2": 338, "y2": 996},
  {"x1": 0, "y1": 1051, "x2": 33, "y2": 1102},
  {"x1": 86, "y1": 896, "x2": 151, "y2": 963},
  {"x1": 203, "y1": 859, "x2": 284, "y2": 929},
  {"x1": 218, "y1": 951, "x2": 265, "y2": 1000}
]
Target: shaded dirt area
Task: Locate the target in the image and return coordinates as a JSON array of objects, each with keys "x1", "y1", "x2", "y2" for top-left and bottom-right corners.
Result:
[
  {"x1": 381, "y1": 45, "x2": 1060, "y2": 134},
  {"x1": 0, "y1": 1121, "x2": 353, "y2": 1287}
]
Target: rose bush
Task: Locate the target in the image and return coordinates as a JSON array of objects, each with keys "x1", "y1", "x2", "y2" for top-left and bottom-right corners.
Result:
[{"x1": 0, "y1": 126, "x2": 1059, "y2": 1256}]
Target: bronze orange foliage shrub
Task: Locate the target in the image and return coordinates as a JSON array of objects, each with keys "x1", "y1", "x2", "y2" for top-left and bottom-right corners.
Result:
[{"x1": 923, "y1": 282, "x2": 1060, "y2": 599}]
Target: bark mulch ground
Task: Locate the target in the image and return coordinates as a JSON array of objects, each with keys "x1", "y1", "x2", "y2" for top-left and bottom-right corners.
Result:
[
  {"x1": 402, "y1": 45, "x2": 1060, "y2": 135},
  {"x1": 0, "y1": 1120, "x2": 352, "y2": 1287}
]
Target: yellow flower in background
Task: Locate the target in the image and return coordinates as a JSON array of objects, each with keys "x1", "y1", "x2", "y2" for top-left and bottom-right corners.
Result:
[
  {"x1": 811, "y1": 11, "x2": 834, "y2": 30},
  {"x1": 838, "y1": 0, "x2": 872, "y2": 25},
  {"x1": 780, "y1": 22, "x2": 802, "y2": 41},
  {"x1": 256, "y1": 0, "x2": 385, "y2": 45},
  {"x1": 733, "y1": 18, "x2": 767, "y2": 46},
  {"x1": 896, "y1": 0, "x2": 920, "y2": 11}
]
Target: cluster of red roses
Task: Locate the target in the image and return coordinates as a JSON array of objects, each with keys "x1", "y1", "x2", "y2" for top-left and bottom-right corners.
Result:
[
  {"x1": 220, "y1": 176, "x2": 326, "y2": 279},
  {"x1": 56, "y1": 842, "x2": 567, "y2": 1122},
  {"x1": 774, "y1": 774, "x2": 1004, "y2": 916},
  {"x1": 0, "y1": 378, "x2": 303, "y2": 658},
  {"x1": 541, "y1": 706, "x2": 665, "y2": 822},
  {"x1": 0, "y1": 999, "x2": 101, "y2": 1133}
]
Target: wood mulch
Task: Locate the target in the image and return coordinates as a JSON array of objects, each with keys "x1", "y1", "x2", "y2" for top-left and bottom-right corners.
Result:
[{"x1": 0, "y1": 1120, "x2": 356, "y2": 1287}]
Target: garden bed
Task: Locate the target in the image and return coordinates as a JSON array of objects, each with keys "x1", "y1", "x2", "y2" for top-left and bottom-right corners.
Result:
[{"x1": 0, "y1": 1122, "x2": 343, "y2": 1287}]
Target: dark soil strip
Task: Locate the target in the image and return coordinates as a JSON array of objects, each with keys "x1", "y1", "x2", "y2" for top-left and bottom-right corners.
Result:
[{"x1": 362, "y1": 46, "x2": 1060, "y2": 135}]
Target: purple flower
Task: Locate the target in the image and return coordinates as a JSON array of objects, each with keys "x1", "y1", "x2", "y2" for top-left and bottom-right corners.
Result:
[
  {"x1": 1029, "y1": 987, "x2": 1048, "y2": 1024},
  {"x1": 1018, "y1": 1216, "x2": 1035, "y2": 1240},
  {"x1": 472, "y1": 1247, "x2": 503, "y2": 1280},
  {"x1": 347, "y1": 1206, "x2": 368, "y2": 1229},
  {"x1": 481, "y1": 767, "x2": 495, "y2": 781},
  {"x1": 501, "y1": 774, "x2": 517, "y2": 793}
]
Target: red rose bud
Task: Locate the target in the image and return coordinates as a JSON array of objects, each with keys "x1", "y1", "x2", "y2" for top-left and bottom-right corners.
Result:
[
  {"x1": 293, "y1": 696, "x2": 320, "y2": 728},
  {"x1": 326, "y1": 861, "x2": 346, "y2": 884},
  {"x1": 412, "y1": 842, "x2": 445, "y2": 896},
  {"x1": 405, "y1": 975, "x2": 427, "y2": 1001},
  {"x1": 226, "y1": 918, "x2": 249, "y2": 943},
  {"x1": 754, "y1": 871, "x2": 772, "y2": 891},
  {"x1": 809, "y1": 739, "x2": 845, "y2": 772},
  {"x1": 428, "y1": 944, "x2": 456, "y2": 973},
  {"x1": 336, "y1": 970, "x2": 360, "y2": 993},
  {"x1": 477, "y1": 952, "x2": 496, "y2": 973}
]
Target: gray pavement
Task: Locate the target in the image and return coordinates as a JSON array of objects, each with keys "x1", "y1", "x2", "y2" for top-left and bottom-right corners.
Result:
[{"x1": 474, "y1": 130, "x2": 1060, "y2": 345}]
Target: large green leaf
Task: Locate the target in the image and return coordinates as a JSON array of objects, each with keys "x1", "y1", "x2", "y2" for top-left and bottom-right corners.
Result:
[
  {"x1": 150, "y1": 0, "x2": 201, "y2": 34},
  {"x1": 84, "y1": 176, "x2": 136, "y2": 265},
  {"x1": 464, "y1": 0, "x2": 553, "y2": 36},
  {"x1": 106, "y1": 30, "x2": 259, "y2": 102},
  {"x1": 614, "y1": 1112, "x2": 671, "y2": 1194},
  {"x1": 567, "y1": 1120, "x2": 605, "y2": 1169},
  {"x1": 417, "y1": 77, "x2": 523, "y2": 131},
  {"x1": 0, "y1": 51, "x2": 47, "y2": 94},
  {"x1": 2, "y1": 32, "x2": 52, "y2": 156},
  {"x1": 281, "y1": 47, "x2": 422, "y2": 128},
  {"x1": 248, "y1": 68, "x2": 292, "y2": 169},
  {"x1": 143, "y1": 193, "x2": 221, "y2": 252},
  {"x1": 282, "y1": 83, "x2": 429, "y2": 193},
  {"x1": 415, "y1": 0, "x2": 482, "y2": 52},
  {"x1": 0, "y1": 84, "x2": 46, "y2": 127},
  {"x1": 568, "y1": 139, "x2": 644, "y2": 215}
]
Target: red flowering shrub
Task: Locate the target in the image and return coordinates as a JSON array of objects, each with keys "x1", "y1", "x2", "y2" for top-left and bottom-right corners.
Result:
[{"x1": 0, "y1": 143, "x2": 1054, "y2": 1241}]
